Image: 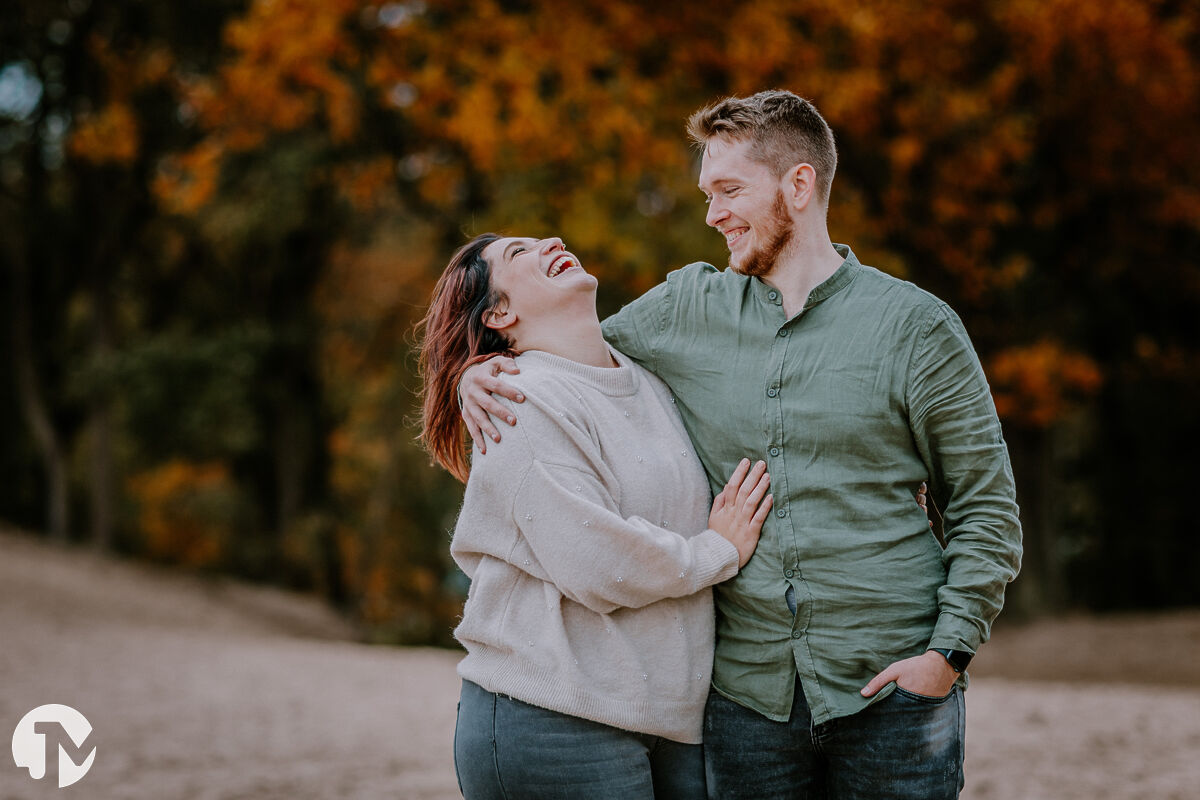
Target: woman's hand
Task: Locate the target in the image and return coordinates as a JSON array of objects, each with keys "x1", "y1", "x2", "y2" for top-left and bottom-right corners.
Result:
[
  {"x1": 708, "y1": 459, "x2": 773, "y2": 568},
  {"x1": 459, "y1": 356, "x2": 523, "y2": 453}
]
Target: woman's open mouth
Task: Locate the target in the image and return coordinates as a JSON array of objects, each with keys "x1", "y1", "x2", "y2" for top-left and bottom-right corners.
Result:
[{"x1": 547, "y1": 254, "x2": 577, "y2": 277}]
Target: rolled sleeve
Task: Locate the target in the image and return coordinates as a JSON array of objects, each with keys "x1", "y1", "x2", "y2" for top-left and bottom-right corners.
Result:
[{"x1": 907, "y1": 304, "x2": 1023, "y2": 652}]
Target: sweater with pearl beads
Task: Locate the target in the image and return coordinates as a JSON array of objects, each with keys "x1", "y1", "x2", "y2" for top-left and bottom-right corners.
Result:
[{"x1": 450, "y1": 347, "x2": 740, "y2": 744}]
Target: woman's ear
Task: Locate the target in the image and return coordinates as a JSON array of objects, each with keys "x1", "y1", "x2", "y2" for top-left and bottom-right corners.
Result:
[{"x1": 483, "y1": 300, "x2": 517, "y2": 332}]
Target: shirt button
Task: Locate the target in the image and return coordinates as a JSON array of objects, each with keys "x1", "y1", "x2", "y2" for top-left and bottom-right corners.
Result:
[
  {"x1": 767, "y1": 387, "x2": 778, "y2": 398},
  {"x1": 791, "y1": 631, "x2": 802, "y2": 639},
  {"x1": 769, "y1": 446, "x2": 780, "y2": 457},
  {"x1": 777, "y1": 329, "x2": 789, "y2": 337},
  {"x1": 784, "y1": 568, "x2": 794, "y2": 578},
  {"x1": 776, "y1": 507, "x2": 788, "y2": 518},
  {"x1": 768, "y1": 291, "x2": 779, "y2": 301}
]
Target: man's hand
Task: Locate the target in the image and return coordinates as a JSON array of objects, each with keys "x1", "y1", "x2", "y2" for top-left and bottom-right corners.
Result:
[
  {"x1": 460, "y1": 356, "x2": 523, "y2": 453},
  {"x1": 860, "y1": 650, "x2": 958, "y2": 699}
]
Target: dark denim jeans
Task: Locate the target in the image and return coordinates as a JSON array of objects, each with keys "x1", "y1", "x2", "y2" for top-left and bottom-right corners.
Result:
[
  {"x1": 704, "y1": 676, "x2": 965, "y2": 800},
  {"x1": 454, "y1": 679, "x2": 707, "y2": 800}
]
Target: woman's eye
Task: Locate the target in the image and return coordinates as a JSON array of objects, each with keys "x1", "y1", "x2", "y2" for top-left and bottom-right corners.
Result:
[{"x1": 513, "y1": 247, "x2": 525, "y2": 254}]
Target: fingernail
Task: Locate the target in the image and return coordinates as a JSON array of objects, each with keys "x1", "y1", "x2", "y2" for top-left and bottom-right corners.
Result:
[
  {"x1": 515, "y1": 394, "x2": 524, "y2": 401},
  {"x1": 507, "y1": 416, "x2": 515, "y2": 424}
]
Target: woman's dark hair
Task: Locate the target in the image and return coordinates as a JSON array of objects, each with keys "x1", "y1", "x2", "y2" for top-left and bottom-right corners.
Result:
[{"x1": 417, "y1": 233, "x2": 516, "y2": 482}]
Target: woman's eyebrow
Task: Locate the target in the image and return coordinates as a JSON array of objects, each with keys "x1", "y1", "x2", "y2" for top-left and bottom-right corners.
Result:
[{"x1": 503, "y1": 239, "x2": 533, "y2": 262}]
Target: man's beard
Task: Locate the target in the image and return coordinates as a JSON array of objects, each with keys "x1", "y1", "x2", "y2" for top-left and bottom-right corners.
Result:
[{"x1": 731, "y1": 190, "x2": 793, "y2": 278}]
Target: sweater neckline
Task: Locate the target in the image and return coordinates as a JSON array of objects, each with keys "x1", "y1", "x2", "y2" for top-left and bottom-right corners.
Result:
[{"x1": 514, "y1": 347, "x2": 639, "y2": 396}]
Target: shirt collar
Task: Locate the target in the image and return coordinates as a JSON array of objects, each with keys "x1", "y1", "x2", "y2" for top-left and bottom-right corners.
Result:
[{"x1": 751, "y1": 243, "x2": 862, "y2": 309}]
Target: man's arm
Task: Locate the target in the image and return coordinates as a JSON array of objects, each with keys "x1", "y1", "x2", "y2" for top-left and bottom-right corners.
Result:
[
  {"x1": 863, "y1": 302, "x2": 1022, "y2": 698},
  {"x1": 909, "y1": 304, "x2": 1022, "y2": 651},
  {"x1": 599, "y1": 276, "x2": 675, "y2": 370}
]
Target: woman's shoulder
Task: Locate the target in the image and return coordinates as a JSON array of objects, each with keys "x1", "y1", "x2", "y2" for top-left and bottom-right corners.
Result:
[{"x1": 498, "y1": 353, "x2": 583, "y2": 402}]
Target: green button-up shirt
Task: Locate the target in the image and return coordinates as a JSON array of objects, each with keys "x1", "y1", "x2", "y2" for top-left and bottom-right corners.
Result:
[{"x1": 601, "y1": 245, "x2": 1022, "y2": 725}]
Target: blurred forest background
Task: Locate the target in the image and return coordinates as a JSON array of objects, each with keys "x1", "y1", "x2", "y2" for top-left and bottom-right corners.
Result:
[{"x1": 1, "y1": 0, "x2": 1196, "y2": 646}]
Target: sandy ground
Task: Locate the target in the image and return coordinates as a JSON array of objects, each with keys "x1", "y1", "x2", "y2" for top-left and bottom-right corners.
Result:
[{"x1": 2, "y1": 529, "x2": 1199, "y2": 800}]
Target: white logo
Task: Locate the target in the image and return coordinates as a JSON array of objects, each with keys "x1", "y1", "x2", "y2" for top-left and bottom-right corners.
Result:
[{"x1": 11, "y1": 704, "x2": 97, "y2": 788}]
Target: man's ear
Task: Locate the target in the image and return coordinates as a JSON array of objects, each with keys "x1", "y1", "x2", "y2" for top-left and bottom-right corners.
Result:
[
  {"x1": 483, "y1": 300, "x2": 517, "y2": 332},
  {"x1": 785, "y1": 163, "x2": 817, "y2": 211}
]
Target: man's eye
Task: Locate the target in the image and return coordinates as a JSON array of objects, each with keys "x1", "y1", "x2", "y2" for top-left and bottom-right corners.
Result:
[{"x1": 513, "y1": 247, "x2": 525, "y2": 254}]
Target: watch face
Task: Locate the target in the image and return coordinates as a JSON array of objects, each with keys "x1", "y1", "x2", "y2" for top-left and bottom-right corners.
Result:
[
  {"x1": 934, "y1": 648, "x2": 972, "y2": 673},
  {"x1": 947, "y1": 650, "x2": 972, "y2": 672}
]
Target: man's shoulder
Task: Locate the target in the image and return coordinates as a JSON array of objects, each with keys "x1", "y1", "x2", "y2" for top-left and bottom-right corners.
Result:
[
  {"x1": 661, "y1": 260, "x2": 747, "y2": 288},
  {"x1": 665, "y1": 261, "x2": 750, "y2": 304},
  {"x1": 850, "y1": 262, "x2": 952, "y2": 319}
]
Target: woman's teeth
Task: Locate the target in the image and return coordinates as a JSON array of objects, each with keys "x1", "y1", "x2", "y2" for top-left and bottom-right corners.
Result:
[{"x1": 547, "y1": 256, "x2": 575, "y2": 277}]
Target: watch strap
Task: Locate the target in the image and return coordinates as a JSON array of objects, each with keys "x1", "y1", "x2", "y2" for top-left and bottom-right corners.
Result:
[{"x1": 932, "y1": 648, "x2": 973, "y2": 673}]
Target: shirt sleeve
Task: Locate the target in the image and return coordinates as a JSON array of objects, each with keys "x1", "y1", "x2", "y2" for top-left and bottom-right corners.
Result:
[
  {"x1": 906, "y1": 303, "x2": 1023, "y2": 654},
  {"x1": 464, "y1": 392, "x2": 739, "y2": 615},
  {"x1": 600, "y1": 277, "x2": 675, "y2": 371}
]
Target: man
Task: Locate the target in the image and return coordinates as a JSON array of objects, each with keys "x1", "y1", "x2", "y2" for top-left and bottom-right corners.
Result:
[{"x1": 459, "y1": 90, "x2": 1021, "y2": 798}]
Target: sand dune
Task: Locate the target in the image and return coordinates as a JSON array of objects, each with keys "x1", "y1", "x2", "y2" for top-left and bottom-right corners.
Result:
[{"x1": 2, "y1": 529, "x2": 1198, "y2": 799}]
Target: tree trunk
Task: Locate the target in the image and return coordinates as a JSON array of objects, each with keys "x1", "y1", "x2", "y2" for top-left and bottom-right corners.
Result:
[
  {"x1": 9, "y1": 256, "x2": 70, "y2": 542},
  {"x1": 87, "y1": 271, "x2": 116, "y2": 551},
  {"x1": 274, "y1": 395, "x2": 309, "y2": 538}
]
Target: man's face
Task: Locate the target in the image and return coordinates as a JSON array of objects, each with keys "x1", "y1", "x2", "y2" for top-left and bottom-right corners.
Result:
[{"x1": 698, "y1": 137, "x2": 794, "y2": 277}]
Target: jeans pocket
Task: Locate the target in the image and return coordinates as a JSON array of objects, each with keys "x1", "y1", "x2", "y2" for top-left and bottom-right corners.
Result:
[{"x1": 892, "y1": 685, "x2": 955, "y2": 705}]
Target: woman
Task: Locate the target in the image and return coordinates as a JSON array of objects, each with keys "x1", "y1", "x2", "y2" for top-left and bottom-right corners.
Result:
[{"x1": 418, "y1": 233, "x2": 774, "y2": 799}]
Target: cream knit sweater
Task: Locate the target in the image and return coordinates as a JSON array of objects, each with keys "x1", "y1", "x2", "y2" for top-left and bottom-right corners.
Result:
[{"x1": 450, "y1": 348, "x2": 740, "y2": 744}]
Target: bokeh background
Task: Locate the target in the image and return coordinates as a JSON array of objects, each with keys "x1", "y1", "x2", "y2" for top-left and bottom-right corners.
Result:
[
  {"x1": 2, "y1": 3, "x2": 1200, "y2": 796},
  {"x1": 3, "y1": 1, "x2": 1199, "y2": 797},
  {"x1": 4, "y1": 0, "x2": 1197, "y2": 640}
]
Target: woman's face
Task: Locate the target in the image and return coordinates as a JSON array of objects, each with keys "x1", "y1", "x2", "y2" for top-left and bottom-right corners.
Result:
[{"x1": 481, "y1": 236, "x2": 598, "y2": 319}]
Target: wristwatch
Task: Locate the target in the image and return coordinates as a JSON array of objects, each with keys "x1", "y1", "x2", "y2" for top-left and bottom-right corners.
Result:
[{"x1": 931, "y1": 648, "x2": 973, "y2": 674}]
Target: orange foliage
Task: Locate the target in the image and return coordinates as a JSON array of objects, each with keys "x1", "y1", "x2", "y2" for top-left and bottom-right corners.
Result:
[
  {"x1": 69, "y1": 102, "x2": 140, "y2": 165},
  {"x1": 184, "y1": 0, "x2": 362, "y2": 150},
  {"x1": 68, "y1": 37, "x2": 174, "y2": 165},
  {"x1": 989, "y1": 340, "x2": 1104, "y2": 429},
  {"x1": 136, "y1": 0, "x2": 1197, "y2": 633},
  {"x1": 127, "y1": 460, "x2": 241, "y2": 567},
  {"x1": 152, "y1": 140, "x2": 223, "y2": 213},
  {"x1": 332, "y1": 156, "x2": 398, "y2": 212}
]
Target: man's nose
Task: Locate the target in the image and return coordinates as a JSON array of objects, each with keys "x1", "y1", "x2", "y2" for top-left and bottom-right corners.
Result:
[
  {"x1": 706, "y1": 201, "x2": 727, "y2": 229},
  {"x1": 539, "y1": 237, "x2": 564, "y2": 254}
]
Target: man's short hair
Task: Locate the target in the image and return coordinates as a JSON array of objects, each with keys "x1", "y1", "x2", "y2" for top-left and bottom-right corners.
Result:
[{"x1": 687, "y1": 90, "x2": 838, "y2": 205}]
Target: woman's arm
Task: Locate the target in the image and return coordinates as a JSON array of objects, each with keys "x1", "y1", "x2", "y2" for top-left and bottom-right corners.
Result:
[
  {"x1": 455, "y1": 386, "x2": 770, "y2": 614},
  {"x1": 505, "y1": 457, "x2": 770, "y2": 614}
]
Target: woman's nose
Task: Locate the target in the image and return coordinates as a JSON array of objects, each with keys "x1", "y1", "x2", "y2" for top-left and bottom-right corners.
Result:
[{"x1": 539, "y1": 237, "x2": 564, "y2": 254}]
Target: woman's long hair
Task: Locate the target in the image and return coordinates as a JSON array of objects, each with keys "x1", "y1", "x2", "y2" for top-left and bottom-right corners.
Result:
[{"x1": 417, "y1": 233, "x2": 517, "y2": 483}]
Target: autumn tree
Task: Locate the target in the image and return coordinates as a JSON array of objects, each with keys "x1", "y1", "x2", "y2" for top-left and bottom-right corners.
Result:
[{"x1": 2, "y1": 0, "x2": 1196, "y2": 638}]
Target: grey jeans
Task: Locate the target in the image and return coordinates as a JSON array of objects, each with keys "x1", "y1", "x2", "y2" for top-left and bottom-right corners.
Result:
[{"x1": 454, "y1": 679, "x2": 706, "y2": 800}]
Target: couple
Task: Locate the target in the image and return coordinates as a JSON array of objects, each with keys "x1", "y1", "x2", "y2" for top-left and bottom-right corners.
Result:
[{"x1": 418, "y1": 90, "x2": 1022, "y2": 799}]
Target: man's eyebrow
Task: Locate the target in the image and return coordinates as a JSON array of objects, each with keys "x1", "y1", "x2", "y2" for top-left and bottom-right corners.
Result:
[{"x1": 698, "y1": 177, "x2": 735, "y2": 191}]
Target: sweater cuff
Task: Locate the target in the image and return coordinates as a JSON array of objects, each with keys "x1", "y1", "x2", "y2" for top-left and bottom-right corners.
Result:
[{"x1": 690, "y1": 530, "x2": 741, "y2": 588}]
